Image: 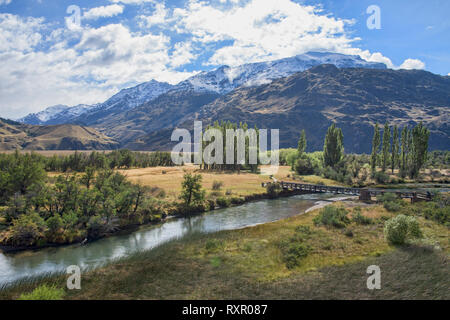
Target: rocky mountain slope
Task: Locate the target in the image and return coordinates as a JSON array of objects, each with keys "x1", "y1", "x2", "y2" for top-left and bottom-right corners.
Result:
[
  {"x1": 18, "y1": 52, "x2": 386, "y2": 127},
  {"x1": 122, "y1": 65, "x2": 449, "y2": 153},
  {"x1": 0, "y1": 118, "x2": 118, "y2": 150}
]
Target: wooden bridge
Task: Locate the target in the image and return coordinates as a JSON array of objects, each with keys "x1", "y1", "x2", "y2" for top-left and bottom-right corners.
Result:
[{"x1": 261, "y1": 181, "x2": 433, "y2": 202}]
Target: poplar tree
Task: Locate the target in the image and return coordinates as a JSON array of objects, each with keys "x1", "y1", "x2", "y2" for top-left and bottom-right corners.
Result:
[
  {"x1": 323, "y1": 124, "x2": 344, "y2": 168},
  {"x1": 410, "y1": 122, "x2": 430, "y2": 178},
  {"x1": 297, "y1": 130, "x2": 307, "y2": 156},
  {"x1": 381, "y1": 122, "x2": 391, "y2": 172},
  {"x1": 371, "y1": 123, "x2": 381, "y2": 174},
  {"x1": 391, "y1": 125, "x2": 399, "y2": 174}
]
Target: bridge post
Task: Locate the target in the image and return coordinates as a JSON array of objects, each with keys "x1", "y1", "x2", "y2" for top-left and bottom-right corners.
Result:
[{"x1": 359, "y1": 189, "x2": 371, "y2": 201}]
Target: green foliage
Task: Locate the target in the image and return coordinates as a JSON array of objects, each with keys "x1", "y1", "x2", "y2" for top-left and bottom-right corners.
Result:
[
  {"x1": 351, "y1": 207, "x2": 373, "y2": 225},
  {"x1": 378, "y1": 193, "x2": 404, "y2": 212},
  {"x1": 313, "y1": 205, "x2": 350, "y2": 229},
  {"x1": 265, "y1": 183, "x2": 282, "y2": 198},
  {"x1": 374, "y1": 171, "x2": 389, "y2": 184},
  {"x1": 371, "y1": 123, "x2": 381, "y2": 173},
  {"x1": 7, "y1": 212, "x2": 48, "y2": 247},
  {"x1": 294, "y1": 155, "x2": 314, "y2": 175},
  {"x1": 384, "y1": 214, "x2": 422, "y2": 245},
  {"x1": 391, "y1": 125, "x2": 399, "y2": 174},
  {"x1": 180, "y1": 173, "x2": 205, "y2": 208},
  {"x1": 0, "y1": 164, "x2": 157, "y2": 248},
  {"x1": 216, "y1": 197, "x2": 231, "y2": 207},
  {"x1": 201, "y1": 121, "x2": 260, "y2": 172},
  {"x1": 323, "y1": 124, "x2": 344, "y2": 168},
  {"x1": 18, "y1": 285, "x2": 65, "y2": 300},
  {"x1": 279, "y1": 241, "x2": 311, "y2": 269},
  {"x1": 297, "y1": 130, "x2": 307, "y2": 155},
  {"x1": 410, "y1": 122, "x2": 430, "y2": 178},
  {"x1": 381, "y1": 122, "x2": 391, "y2": 172},
  {"x1": 422, "y1": 194, "x2": 450, "y2": 227}
]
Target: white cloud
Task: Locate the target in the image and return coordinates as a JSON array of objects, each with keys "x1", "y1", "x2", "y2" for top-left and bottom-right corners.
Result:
[
  {"x1": 0, "y1": 0, "x2": 12, "y2": 6},
  {"x1": 0, "y1": 0, "x2": 430, "y2": 119},
  {"x1": 170, "y1": 41, "x2": 196, "y2": 67},
  {"x1": 0, "y1": 14, "x2": 44, "y2": 52},
  {"x1": 399, "y1": 58, "x2": 426, "y2": 70},
  {"x1": 110, "y1": 0, "x2": 154, "y2": 4},
  {"x1": 0, "y1": 15, "x2": 197, "y2": 118},
  {"x1": 172, "y1": 0, "x2": 360, "y2": 66},
  {"x1": 137, "y1": 3, "x2": 168, "y2": 28},
  {"x1": 83, "y1": 5, "x2": 124, "y2": 20}
]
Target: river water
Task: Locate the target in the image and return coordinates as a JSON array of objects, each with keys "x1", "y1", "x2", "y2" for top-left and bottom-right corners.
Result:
[{"x1": 0, "y1": 193, "x2": 337, "y2": 285}]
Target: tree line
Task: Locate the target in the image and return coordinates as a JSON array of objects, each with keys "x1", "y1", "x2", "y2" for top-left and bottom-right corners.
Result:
[
  {"x1": 371, "y1": 122, "x2": 429, "y2": 178},
  {"x1": 285, "y1": 121, "x2": 431, "y2": 186},
  {"x1": 201, "y1": 121, "x2": 260, "y2": 173}
]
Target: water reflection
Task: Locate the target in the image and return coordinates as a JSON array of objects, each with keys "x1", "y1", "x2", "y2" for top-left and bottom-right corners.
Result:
[{"x1": 0, "y1": 193, "x2": 333, "y2": 285}]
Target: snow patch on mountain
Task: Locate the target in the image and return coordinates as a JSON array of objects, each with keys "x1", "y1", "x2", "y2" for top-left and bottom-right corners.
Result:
[{"x1": 176, "y1": 51, "x2": 387, "y2": 94}]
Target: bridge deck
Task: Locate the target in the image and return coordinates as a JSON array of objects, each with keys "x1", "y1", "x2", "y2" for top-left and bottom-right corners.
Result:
[{"x1": 261, "y1": 181, "x2": 433, "y2": 201}]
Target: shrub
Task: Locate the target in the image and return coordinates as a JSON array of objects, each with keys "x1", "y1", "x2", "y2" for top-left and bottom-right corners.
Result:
[
  {"x1": 294, "y1": 156, "x2": 314, "y2": 175},
  {"x1": 379, "y1": 193, "x2": 403, "y2": 212},
  {"x1": 374, "y1": 171, "x2": 389, "y2": 184},
  {"x1": 378, "y1": 192, "x2": 397, "y2": 203},
  {"x1": 212, "y1": 181, "x2": 223, "y2": 191},
  {"x1": 266, "y1": 183, "x2": 282, "y2": 198},
  {"x1": 423, "y1": 204, "x2": 450, "y2": 227},
  {"x1": 351, "y1": 207, "x2": 373, "y2": 225},
  {"x1": 383, "y1": 201, "x2": 402, "y2": 212},
  {"x1": 313, "y1": 205, "x2": 350, "y2": 229},
  {"x1": 216, "y1": 197, "x2": 231, "y2": 208},
  {"x1": 7, "y1": 212, "x2": 48, "y2": 246},
  {"x1": 279, "y1": 240, "x2": 311, "y2": 269},
  {"x1": 384, "y1": 214, "x2": 423, "y2": 245},
  {"x1": 18, "y1": 285, "x2": 65, "y2": 300}
]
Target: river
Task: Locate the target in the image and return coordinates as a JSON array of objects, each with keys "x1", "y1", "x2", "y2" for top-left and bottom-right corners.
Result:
[{"x1": 0, "y1": 193, "x2": 340, "y2": 286}]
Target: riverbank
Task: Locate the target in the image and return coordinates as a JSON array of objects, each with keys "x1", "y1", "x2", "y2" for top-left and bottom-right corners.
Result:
[{"x1": 2, "y1": 198, "x2": 448, "y2": 299}]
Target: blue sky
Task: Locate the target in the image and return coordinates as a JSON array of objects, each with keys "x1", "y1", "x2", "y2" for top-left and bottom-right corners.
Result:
[{"x1": 0, "y1": 0, "x2": 449, "y2": 118}]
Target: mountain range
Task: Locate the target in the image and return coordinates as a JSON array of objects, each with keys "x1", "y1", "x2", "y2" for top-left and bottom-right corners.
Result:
[{"x1": 13, "y1": 52, "x2": 449, "y2": 153}]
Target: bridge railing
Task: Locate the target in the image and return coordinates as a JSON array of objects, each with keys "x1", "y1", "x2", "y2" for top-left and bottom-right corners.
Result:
[{"x1": 261, "y1": 181, "x2": 433, "y2": 200}]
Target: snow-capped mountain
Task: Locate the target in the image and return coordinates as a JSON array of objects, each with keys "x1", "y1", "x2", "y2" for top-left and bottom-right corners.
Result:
[
  {"x1": 95, "y1": 80, "x2": 174, "y2": 112},
  {"x1": 18, "y1": 104, "x2": 94, "y2": 125},
  {"x1": 174, "y1": 52, "x2": 387, "y2": 94},
  {"x1": 18, "y1": 52, "x2": 386, "y2": 126},
  {"x1": 19, "y1": 80, "x2": 173, "y2": 126}
]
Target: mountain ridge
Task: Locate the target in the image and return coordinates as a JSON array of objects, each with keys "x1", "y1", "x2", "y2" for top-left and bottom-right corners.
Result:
[{"x1": 17, "y1": 52, "x2": 387, "y2": 127}]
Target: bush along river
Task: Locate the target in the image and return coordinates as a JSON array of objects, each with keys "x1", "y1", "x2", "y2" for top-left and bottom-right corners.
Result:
[{"x1": 0, "y1": 193, "x2": 342, "y2": 286}]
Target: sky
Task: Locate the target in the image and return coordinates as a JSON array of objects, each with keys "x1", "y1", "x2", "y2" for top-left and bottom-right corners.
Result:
[{"x1": 0, "y1": 0, "x2": 449, "y2": 119}]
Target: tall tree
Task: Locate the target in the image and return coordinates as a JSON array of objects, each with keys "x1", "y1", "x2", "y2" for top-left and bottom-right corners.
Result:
[
  {"x1": 410, "y1": 122, "x2": 430, "y2": 178},
  {"x1": 323, "y1": 124, "x2": 344, "y2": 168},
  {"x1": 371, "y1": 123, "x2": 381, "y2": 174},
  {"x1": 391, "y1": 125, "x2": 399, "y2": 174},
  {"x1": 400, "y1": 126, "x2": 408, "y2": 177},
  {"x1": 297, "y1": 130, "x2": 307, "y2": 156},
  {"x1": 180, "y1": 173, "x2": 205, "y2": 208},
  {"x1": 381, "y1": 122, "x2": 391, "y2": 172}
]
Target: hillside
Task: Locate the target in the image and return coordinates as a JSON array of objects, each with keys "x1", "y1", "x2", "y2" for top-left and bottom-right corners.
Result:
[
  {"x1": 18, "y1": 52, "x2": 386, "y2": 128},
  {"x1": 127, "y1": 65, "x2": 449, "y2": 153},
  {"x1": 0, "y1": 118, "x2": 118, "y2": 151}
]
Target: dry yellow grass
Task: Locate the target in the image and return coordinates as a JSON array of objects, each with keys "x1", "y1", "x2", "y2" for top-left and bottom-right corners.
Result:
[{"x1": 117, "y1": 165, "x2": 292, "y2": 199}]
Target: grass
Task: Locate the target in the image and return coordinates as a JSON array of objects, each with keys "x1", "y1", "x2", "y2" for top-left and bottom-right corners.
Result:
[
  {"x1": 1, "y1": 200, "x2": 447, "y2": 300},
  {"x1": 116, "y1": 165, "x2": 292, "y2": 200}
]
